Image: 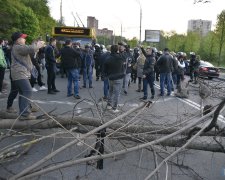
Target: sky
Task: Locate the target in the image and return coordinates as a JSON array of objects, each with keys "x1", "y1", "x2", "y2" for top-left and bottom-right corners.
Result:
[{"x1": 47, "y1": 0, "x2": 225, "y2": 40}]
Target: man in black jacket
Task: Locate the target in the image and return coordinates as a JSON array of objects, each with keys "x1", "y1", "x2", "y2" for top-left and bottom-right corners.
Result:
[
  {"x1": 104, "y1": 45, "x2": 124, "y2": 113},
  {"x1": 140, "y1": 46, "x2": 156, "y2": 100},
  {"x1": 44, "y1": 38, "x2": 60, "y2": 94},
  {"x1": 156, "y1": 48, "x2": 174, "y2": 96},
  {"x1": 60, "y1": 39, "x2": 81, "y2": 99}
]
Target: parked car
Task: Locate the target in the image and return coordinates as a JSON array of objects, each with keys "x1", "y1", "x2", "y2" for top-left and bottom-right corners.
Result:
[{"x1": 185, "y1": 60, "x2": 220, "y2": 80}]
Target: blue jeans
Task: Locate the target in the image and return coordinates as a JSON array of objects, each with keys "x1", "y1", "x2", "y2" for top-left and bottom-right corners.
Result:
[
  {"x1": 143, "y1": 74, "x2": 155, "y2": 98},
  {"x1": 14, "y1": 79, "x2": 32, "y2": 116},
  {"x1": 67, "y1": 68, "x2": 79, "y2": 96},
  {"x1": 160, "y1": 73, "x2": 172, "y2": 95},
  {"x1": 83, "y1": 66, "x2": 93, "y2": 87},
  {"x1": 123, "y1": 73, "x2": 131, "y2": 92},
  {"x1": 103, "y1": 78, "x2": 109, "y2": 97},
  {"x1": 171, "y1": 73, "x2": 177, "y2": 90},
  {"x1": 108, "y1": 79, "x2": 123, "y2": 109}
]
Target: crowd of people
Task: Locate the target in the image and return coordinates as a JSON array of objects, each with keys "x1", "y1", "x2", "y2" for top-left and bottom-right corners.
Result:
[{"x1": 0, "y1": 31, "x2": 201, "y2": 118}]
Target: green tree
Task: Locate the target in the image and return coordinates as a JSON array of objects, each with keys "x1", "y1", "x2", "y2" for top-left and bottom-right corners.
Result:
[
  {"x1": 198, "y1": 31, "x2": 217, "y2": 62},
  {"x1": 127, "y1": 37, "x2": 139, "y2": 48},
  {"x1": 214, "y1": 10, "x2": 225, "y2": 66},
  {"x1": 183, "y1": 32, "x2": 201, "y2": 54},
  {"x1": 167, "y1": 32, "x2": 186, "y2": 52},
  {"x1": 19, "y1": 7, "x2": 40, "y2": 43},
  {"x1": 0, "y1": 0, "x2": 56, "y2": 42}
]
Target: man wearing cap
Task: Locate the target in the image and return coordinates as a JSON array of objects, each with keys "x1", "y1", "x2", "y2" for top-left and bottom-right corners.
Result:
[
  {"x1": 10, "y1": 32, "x2": 45, "y2": 120},
  {"x1": 60, "y1": 39, "x2": 82, "y2": 99}
]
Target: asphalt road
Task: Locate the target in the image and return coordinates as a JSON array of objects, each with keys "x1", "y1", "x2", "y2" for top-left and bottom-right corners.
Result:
[{"x1": 0, "y1": 70, "x2": 225, "y2": 180}]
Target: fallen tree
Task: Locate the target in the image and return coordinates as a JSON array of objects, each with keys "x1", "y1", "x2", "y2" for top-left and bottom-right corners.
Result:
[{"x1": 0, "y1": 111, "x2": 224, "y2": 137}]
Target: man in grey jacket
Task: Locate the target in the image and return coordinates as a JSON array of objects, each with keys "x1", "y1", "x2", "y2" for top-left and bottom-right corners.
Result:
[{"x1": 10, "y1": 32, "x2": 44, "y2": 120}]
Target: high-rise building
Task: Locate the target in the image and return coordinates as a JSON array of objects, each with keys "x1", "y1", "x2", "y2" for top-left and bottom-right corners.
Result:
[
  {"x1": 87, "y1": 16, "x2": 98, "y2": 33},
  {"x1": 87, "y1": 16, "x2": 114, "y2": 41},
  {"x1": 188, "y1": 19, "x2": 212, "y2": 36}
]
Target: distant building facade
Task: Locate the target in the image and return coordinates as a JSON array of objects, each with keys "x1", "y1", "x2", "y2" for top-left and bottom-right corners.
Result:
[
  {"x1": 87, "y1": 16, "x2": 113, "y2": 38},
  {"x1": 187, "y1": 19, "x2": 212, "y2": 36},
  {"x1": 87, "y1": 16, "x2": 98, "y2": 33}
]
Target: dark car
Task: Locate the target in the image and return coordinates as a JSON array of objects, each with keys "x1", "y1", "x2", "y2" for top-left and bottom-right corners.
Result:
[{"x1": 185, "y1": 60, "x2": 220, "y2": 80}]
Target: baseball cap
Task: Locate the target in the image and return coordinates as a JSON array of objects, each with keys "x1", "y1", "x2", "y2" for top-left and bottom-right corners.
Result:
[{"x1": 11, "y1": 32, "x2": 27, "y2": 42}]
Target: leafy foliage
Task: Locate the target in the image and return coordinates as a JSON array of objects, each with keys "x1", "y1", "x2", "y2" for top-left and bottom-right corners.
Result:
[{"x1": 0, "y1": 0, "x2": 56, "y2": 43}]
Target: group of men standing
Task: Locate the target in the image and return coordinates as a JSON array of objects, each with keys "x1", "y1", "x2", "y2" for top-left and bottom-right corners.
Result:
[{"x1": 1, "y1": 31, "x2": 200, "y2": 119}]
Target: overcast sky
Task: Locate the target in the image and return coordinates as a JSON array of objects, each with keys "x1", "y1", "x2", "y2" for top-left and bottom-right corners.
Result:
[{"x1": 48, "y1": 0, "x2": 224, "y2": 40}]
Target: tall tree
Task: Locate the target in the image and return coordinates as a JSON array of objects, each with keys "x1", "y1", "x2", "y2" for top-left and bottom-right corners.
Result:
[{"x1": 214, "y1": 10, "x2": 225, "y2": 66}]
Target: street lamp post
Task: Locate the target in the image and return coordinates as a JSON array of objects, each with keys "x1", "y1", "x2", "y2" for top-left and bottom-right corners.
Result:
[
  {"x1": 139, "y1": 6, "x2": 142, "y2": 45},
  {"x1": 135, "y1": 0, "x2": 142, "y2": 44}
]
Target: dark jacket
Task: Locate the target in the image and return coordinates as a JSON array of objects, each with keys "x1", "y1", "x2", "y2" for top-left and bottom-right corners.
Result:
[
  {"x1": 141, "y1": 48, "x2": 155, "y2": 75},
  {"x1": 104, "y1": 52, "x2": 124, "y2": 80},
  {"x1": 119, "y1": 51, "x2": 132, "y2": 74},
  {"x1": 44, "y1": 45, "x2": 57, "y2": 67},
  {"x1": 156, "y1": 52, "x2": 174, "y2": 73},
  {"x1": 60, "y1": 46, "x2": 81, "y2": 69},
  {"x1": 100, "y1": 51, "x2": 110, "y2": 78}
]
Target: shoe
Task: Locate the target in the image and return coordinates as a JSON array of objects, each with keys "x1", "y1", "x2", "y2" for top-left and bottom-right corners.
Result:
[
  {"x1": 103, "y1": 96, "x2": 108, "y2": 101},
  {"x1": 167, "y1": 93, "x2": 171, "y2": 96},
  {"x1": 30, "y1": 105, "x2": 39, "y2": 112},
  {"x1": 82, "y1": 85, "x2": 86, "y2": 88},
  {"x1": 39, "y1": 86, "x2": 47, "y2": 91},
  {"x1": 124, "y1": 90, "x2": 127, "y2": 95},
  {"x1": 6, "y1": 107, "x2": 17, "y2": 113},
  {"x1": 89, "y1": 85, "x2": 93, "y2": 88},
  {"x1": 32, "y1": 87, "x2": 38, "y2": 92},
  {"x1": 151, "y1": 95, "x2": 154, "y2": 99},
  {"x1": 136, "y1": 89, "x2": 141, "y2": 92},
  {"x1": 48, "y1": 90, "x2": 56, "y2": 94},
  {"x1": 107, "y1": 103, "x2": 112, "y2": 110},
  {"x1": 53, "y1": 89, "x2": 60, "y2": 92},
  {"x1": 67, "y1": 94, "x2": 74, "y2": 97},
  {"x1": 158, "y1": 94, "x2": 164, "y2": 96},
  {"x1": 19, "y1": 113, "x2": 36, "y2": 120},
  {"x1": 112, "y1": 109, "x2": 120, "y2": 113},
  {"x1": 74, "y1": 95, "x2": 81, "y2": 99},
  {"x1": 140, "y1": 97, "x2": 147, "y2": 100}
]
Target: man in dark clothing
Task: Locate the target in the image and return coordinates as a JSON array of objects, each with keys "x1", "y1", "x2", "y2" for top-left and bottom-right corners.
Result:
[
  {"x1": 156, "y1": 48, "x2": 174, "y2": 96},
  {"x1": 93, "y1": 44, "x2": 103, "y2": 81},
  {"x1": 118, "y1": 42, "x2": 130, "y2": 95},
  {"x1": 140, "y1": 47, "x2": 156, "y2": 100},
  {"x1": 81, "y1": 44, "x2": 94, "y2": 88},
  {"x1": 29, "y1": 45, "x2": 47, "y2": 92},
  {"x1": 155, "y1": 51, "x2": 162, "y2": 81},
  {"x1": 189, "y1": 52, "x2": 200, "y2": 83},
  {"x1": 131, "y1": 47, "x2": 139, "y2": 83},
  {"x1": 60, "y1": 39, "x2": 81, "y2": 99},
  {"x1": 44, "y1": 38, "x2": 60, "y2": 94},
  {"x1": 104, "y1": 45, "x2": 124, "y2": 113},
  {"x1": 100, "y1": 49, "x2": 111, "y2": 100}
]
